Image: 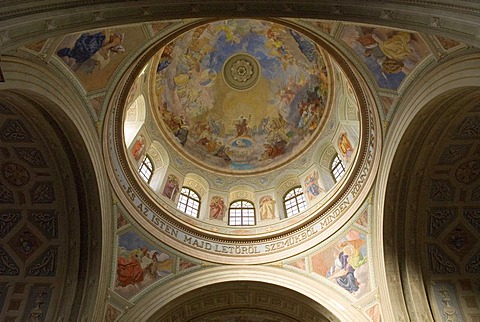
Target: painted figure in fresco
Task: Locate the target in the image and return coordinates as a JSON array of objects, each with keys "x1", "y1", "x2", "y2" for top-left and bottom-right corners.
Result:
[
  {"x1": 260, "y1": 196, "x2": 276, "y2": 220},
  {"x1": 57, "y1": 31, "x2": 125, "y2": 72},
  {"x1": 116, "y1": 246, "x2": 147, "y2": 287},
  {"x1": 176, "y1": 115, "x2": 189, "y2": 146},
  {"x1": 155, "y1": 20, "x2": 330, "y2": 170},
  {"x1": 143, "y1": 250, "x2": 173, "y2": 279},
  {"x1": 338, "y1": 132, "x2": 354, "y2": 162},
  {"x1": 235, "y1": 115, "x2": 251, "y2": 137},
  {"x1": 162, "y1": 174, "x2": 179, "y2": 201},
  {"x1": 305, "y1": 170, "x2": 323, "y2": 201},
  {"x1": 326, "y1": 239, "x2": 367, "y2": 293},
  {"x1": 209, "y1": 196, "x2": 226, "y2": 220},
  {"x1": 157, "y1": 43, "x2": 173, "y2": 72},
  {"x1": 131, "y1": 135, "x2": 145, "y2": 161},
  {"x1": 117, "y1": 247, "x2": 172, "y2": 288},
  {"x1": 357, "y1": 29, "x2": 413, "y2": 75}
]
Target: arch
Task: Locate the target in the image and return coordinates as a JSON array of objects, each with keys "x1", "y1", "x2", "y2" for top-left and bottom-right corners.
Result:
[
  {"x1": 376, "y1": 53, "x2": 480, "y2": 321},
  {"x1": 0, "y1": 89, "x2": 106, "y2": 320},
  {"x1": 2, "y1": 2, "x2": 480, "y2": 53},
  {"x1": 121, "y1": 266, "x2": 369, "y2": 321},
  {"x1": 0, "y1": 57, "x2": 111, "y2": 321}
]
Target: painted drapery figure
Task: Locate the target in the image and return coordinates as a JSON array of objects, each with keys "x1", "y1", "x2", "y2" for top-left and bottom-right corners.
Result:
[
  {"x1": 338, "y1": 132, "x2": 354, "y2": 162},
  {"x1": 209, "y1": 196, "x2": 226, "y2": 220},
  {"x1": 162, "y1": 174, "x2": 179, "y2": 201},
  {"x1": 305, "y1": 170, "x2": 323, "y2": 200},
  {"x1": 259, "y1": 195, "x2": 276, "y2": 220},
  {"x1": 57, "y1": 31, "x2": 125, "y2": 73},
  {"x1": 131, "y1": 135, "x2": 145, "y2": 161},
  {"x1": 326, "y1": 239, "x2": 367, "y2": 293}
]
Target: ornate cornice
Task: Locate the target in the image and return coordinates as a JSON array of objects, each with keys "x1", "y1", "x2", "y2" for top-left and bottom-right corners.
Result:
[{"x1": 1, "y1": 1, "x2": 480, "y2": 52}]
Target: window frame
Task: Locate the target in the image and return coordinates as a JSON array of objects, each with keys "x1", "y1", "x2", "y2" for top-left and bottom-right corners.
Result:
[
  {"x1": 331, "y1": 153, "x2": 346, "y2": 182},
  {"x1": 228, "y1": 200, "x2": 256, "y2": 226},
  {"x1": 176, "y1": 187, "x2": 201, "y2": 218},
  {"x1": 283, "y1": 186, "x2": 307, "y2": 217},
  {"x1": 138, "y1": 154, "x2": 154, "y2": 183}
]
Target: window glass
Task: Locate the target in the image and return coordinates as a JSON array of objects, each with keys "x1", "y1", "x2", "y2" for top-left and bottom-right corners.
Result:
[{"x1": 229, "y1": 200, "x2": 255, "y2": 226}]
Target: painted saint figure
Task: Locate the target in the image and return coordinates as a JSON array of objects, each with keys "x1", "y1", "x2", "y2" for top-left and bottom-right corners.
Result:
[
  {"x1": 209, "y1": 196, "x2": 226, "y2": 220},
  {"x1": 131, "y1": 135, "x2": 145, "y2": 161},
  {"x1": 162, "y1": 174, "x2": 179, "y2": 201},
  {"x1": 338, "y1": 132, "x2": 354, "y2": 162},
  {"x1": 57, "y1": 31, "x2": 125, "y2": 72},
  {"x1": 116, "y1": 246, "x2": 147, "y2": 287},
  {"x1": 305, "y1": 170, "x2": 323, "y2": 200},
  {"x1": 235, "y1": 115, "x2": 251, "y2": 137},
  {"x1": 259, "y1": 195, "x2": 276, "y2": 220},
  {"x1": 326, "y1": 239, "x2": 367, "y2": 293}
]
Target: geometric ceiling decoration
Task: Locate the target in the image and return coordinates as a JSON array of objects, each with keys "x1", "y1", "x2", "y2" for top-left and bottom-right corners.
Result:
[
  {"x1": 7, "y1": 225, "x2": 43, "y2": 263},
  {"x1": 426, "y1": 244, "x2": 459, "y2": 275},
  {"x1": 27, "y1": 246, "x2": 58, "y2": 277},
  {"x1": 0, "y1": 211, "x2": 22, "y2": 238},
  {"x1": 427, "y1": 207, "x2": 457, "y2": 238},
  {"x1": 442, "y1": 223, "x2": 477, "y2": 260},
  {"x1": 0, "y1": 246, "x2": 20, "y2": 276}
]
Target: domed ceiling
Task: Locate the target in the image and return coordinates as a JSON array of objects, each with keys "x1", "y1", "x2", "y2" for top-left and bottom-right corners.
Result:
[
  {"x1": 110, "y1": 18, "x2": 377, "y2": 264},
  {"x1": 153, "y1": 19, "x2": 330, "y2": 174}
]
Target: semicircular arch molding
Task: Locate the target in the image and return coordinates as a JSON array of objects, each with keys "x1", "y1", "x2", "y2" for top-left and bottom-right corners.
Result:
[
  {"x1": 121, "y1": 266, "x2": 370, "y2": 322},
  {"x1": 377, "y1": 53, "x2": 480, "y2": 321},
  {"x1": 0, "y1": 56, "x2": 112, "y2": 321}
]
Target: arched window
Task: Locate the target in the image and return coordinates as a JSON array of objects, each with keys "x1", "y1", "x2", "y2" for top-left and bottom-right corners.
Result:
[
  {"x1": 177, "y1": 187, "x2": 201, "y2": 217},
  {"x1": 138, "y1": 155, "x2": 153, "y2": 183},
  {"x1": 228, "y1": 200, "x2": 255, "y2": 226},
  {"x1": 331, "y1": 154, "x2": 346, "y2": 182},
  {"x1": 284, "y1": 187, "x2": 307, "y2": 217}
]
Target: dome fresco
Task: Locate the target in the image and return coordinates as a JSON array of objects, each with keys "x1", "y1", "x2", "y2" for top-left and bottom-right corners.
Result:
[
  {"x1": 114, "y1": 18, "x2": 371, "y2": 263},
  {"x1": 154, "y1": 19, "x2": 330, "y2": 173}
]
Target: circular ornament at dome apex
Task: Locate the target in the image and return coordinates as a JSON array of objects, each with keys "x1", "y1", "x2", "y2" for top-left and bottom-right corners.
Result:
[
  {"x1": 223, "y1": 53, "x2": 261, "y2": 90},
  {"x1": 154, "y1": 19, "x2": 331, "y2": 174}
]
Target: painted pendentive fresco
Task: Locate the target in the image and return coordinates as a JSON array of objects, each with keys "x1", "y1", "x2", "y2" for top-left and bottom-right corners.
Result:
[
  {"x1": 155, "y1": 20, "x2": 330, "y2": 172},
  {"x1": 340, "y1": 26, "x2": 429, "y2": 89},
  {"x1": 57, "y1": 27, "x2": 146, "y2": 91},
  {"x1": 311, "y1": 230, "x2": 369, "y2": 298},
  {"x1": 115, "y1": 231, "x2": 173, "y2": 300}
]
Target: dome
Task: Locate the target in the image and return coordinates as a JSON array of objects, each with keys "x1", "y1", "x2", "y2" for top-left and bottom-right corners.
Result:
[
  {"x1": 153, "y1": 20, "x2": 331, "y2": 174},
  {"x1": 110, "y1": 18, "x2": 376, "y2": 264}
]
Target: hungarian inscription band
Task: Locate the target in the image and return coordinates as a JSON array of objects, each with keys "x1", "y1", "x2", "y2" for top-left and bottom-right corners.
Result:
[{"x1": 127, "y1": 186, "x2": 328, "y2": 256}]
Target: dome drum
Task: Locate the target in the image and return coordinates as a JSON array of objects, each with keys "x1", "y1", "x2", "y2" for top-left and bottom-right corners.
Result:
[{"x1": 104, "y1": 18, "x2": 381, "y2": 264}]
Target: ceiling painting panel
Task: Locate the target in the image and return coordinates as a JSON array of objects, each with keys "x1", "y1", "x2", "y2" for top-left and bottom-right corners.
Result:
[
  {"x1": 56, "y1": 26, "x2": 147, "y2": 92},
  {"x1": 154, "y1": 19, "x2": 330, "y2": 173},
  {"x1": 340, "y1": 25, "x2": 430, "y2": 90}
]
